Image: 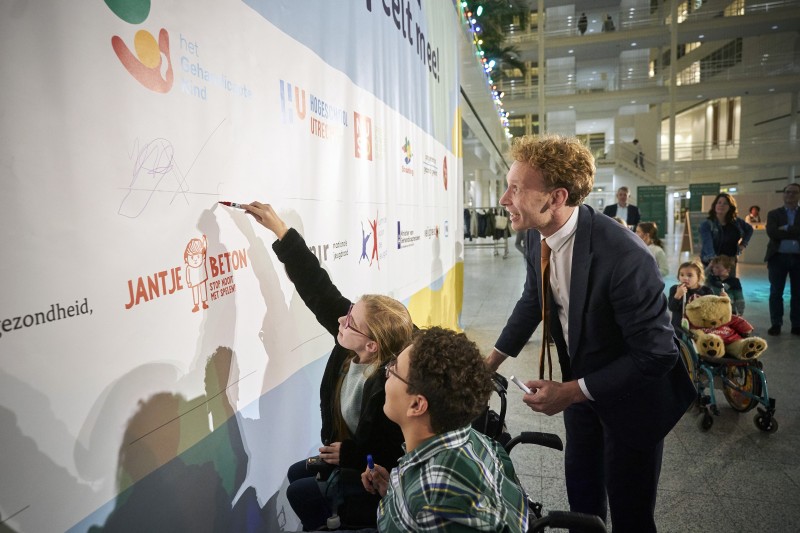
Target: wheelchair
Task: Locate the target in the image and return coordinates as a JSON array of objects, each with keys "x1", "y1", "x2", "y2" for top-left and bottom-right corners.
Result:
[
  {"x1": 320, "y1": 373, "x2": 607, "y2": 532},
  {"x1": 475, "y1": 373, "x2": 607, "y2": 533},
  {"x1": 676, "y1": 327, "x2": 778, "y2": 433}
]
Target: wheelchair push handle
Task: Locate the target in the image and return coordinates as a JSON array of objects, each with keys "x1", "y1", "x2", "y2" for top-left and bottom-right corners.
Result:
[
  {"x1": 505, "y1": 431, "x2": 563, "y2": 453},
  {"x1": 529, "y1": 510, "x2": 607, "y2": 533}
]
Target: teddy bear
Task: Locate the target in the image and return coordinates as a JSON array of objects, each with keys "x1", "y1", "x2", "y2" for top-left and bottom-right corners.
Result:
[{"x1": 683, "y1": 294, "x2": 767, "y2": 360}]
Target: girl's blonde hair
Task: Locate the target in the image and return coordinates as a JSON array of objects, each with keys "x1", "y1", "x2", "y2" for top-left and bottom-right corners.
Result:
[
  {"x1": 332, "y1": 294, "x2": 413, "y2": 440},
  {"x1": 677, "y1": 261, "x2": 705, "y2": 284}
]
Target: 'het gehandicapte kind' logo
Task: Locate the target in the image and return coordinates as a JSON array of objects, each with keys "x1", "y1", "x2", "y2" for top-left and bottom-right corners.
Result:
[
  {"x1": 124, "y1": 235, "x2": 249, "y2": 312},
  {"x1": 105, "y1": 0, "x2": 174, "y2": 93}
]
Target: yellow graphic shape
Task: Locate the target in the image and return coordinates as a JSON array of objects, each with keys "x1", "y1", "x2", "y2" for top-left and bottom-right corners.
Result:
[
  {"x1": 407, "y1": 261, "x2": 464, "y2": 331},
  {"x1": 134, "y1": 30, "x2": 161, "y2": 68},
  {"x1": 451, "y1": 105, "x2": 463, "y2": 158}
]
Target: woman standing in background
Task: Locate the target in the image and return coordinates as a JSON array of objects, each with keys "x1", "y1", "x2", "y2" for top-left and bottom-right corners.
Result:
[{"x1": 699, "y1": 193, "x2": 753, "y2": 272}]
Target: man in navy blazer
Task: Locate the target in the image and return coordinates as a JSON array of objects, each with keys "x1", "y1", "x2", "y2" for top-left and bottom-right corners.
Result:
[
  {"x1": 602, "y1": 186, "x2": 640, "y2": 229},
  {"x1": 765, "y1": 182, "x2": 800, "y2": 335},
  {"x1": 485, "y1": 135, "x2": 694, "y2": 533}
]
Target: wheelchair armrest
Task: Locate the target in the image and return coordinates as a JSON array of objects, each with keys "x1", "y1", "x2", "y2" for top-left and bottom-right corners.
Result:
[
  {"x1": 677, "y1": 326, "x2": 697, "y2": 341},
  {"x1": 529, "y1": 511, "x2": 607, "y2": 533},
  {"x1": 505, "y1": 431, "x2": 563, "y2": 453}
]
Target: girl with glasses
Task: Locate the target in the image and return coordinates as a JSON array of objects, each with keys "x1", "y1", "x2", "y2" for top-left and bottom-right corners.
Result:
[{"x1": 243, "y1": 201, "x2": 413, "y2": 531}]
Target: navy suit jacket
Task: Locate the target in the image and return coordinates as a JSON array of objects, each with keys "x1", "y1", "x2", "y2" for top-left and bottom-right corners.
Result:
[
  {"x1": 765, "y1": 206, "x2": 800, "y2": 261},
  {"x1": 496, "y1": 205, "x2": 694, "y2": 449},
  {"x1": 602, "y1": 203, "x2": 641, "y2": 227}
]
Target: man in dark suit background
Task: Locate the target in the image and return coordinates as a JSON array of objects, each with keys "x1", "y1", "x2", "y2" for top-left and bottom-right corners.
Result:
[
  {"x1": 765, "y1": 182, "x2": 800, "y2": 336},
  {"x1": 484, "y1": 134, "x2": 694, "y2": 532},
  {"x1": 602, "y1": 186, "x2": 640, "y2": 229}
]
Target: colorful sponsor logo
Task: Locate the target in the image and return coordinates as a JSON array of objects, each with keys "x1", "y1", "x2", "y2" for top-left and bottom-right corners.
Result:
[
  {"x1": 359, "y1": 213, "x2": 385, "y2": 269},
  {"x1": 442, "y1": 156, "x2": 448, "y2": 191},
  {"x1": 401, "y1": 137, "x2": 414, "y2": 175},
  {"x1": 105, "y1": 0, "x2": 174, "y2": 93},
  {"x1": 280, "y1": 80, "x2": 347, "y2": 140},
  {"x1": 354, "y1": 112, "x2": 373, "y2": 160},
  {"x1": 401, "y1": 138, "x2": 413, "y2": 165},
  {"x1": 124, "y1": 234, "x2": 249, "y2": 311}
]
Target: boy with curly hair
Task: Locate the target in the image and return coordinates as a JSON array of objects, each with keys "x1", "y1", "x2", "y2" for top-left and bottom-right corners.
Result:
[{"x1": 362, "y1": 327, "x2": 528, "y2": 532}]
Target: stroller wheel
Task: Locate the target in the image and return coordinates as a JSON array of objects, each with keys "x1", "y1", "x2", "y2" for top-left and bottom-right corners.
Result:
[{"x1": 754, "y1": 413, "x2": 778, "y2": 433}]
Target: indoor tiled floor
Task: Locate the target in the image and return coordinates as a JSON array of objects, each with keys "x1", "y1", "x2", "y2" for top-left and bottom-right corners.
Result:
[{"x1": 461, "y1": 228, "x2": 800, "y2": 532}]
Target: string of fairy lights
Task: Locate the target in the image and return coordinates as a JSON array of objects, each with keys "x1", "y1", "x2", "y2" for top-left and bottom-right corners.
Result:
[{"x1": 459, "y1": 1, "x2": 512, "y2": 138}]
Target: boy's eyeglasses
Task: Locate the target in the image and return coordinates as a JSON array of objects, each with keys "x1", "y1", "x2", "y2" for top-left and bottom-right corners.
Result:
[
  {"x1": 385, "y1": 358, "x2": 410, "y2": 386},
  {"x1": 345, "y1": 303, "x2": 373, "y2": 340}
]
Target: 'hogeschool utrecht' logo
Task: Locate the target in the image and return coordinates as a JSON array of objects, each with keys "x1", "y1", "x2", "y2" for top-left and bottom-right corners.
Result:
[
  {"x1": 279, "y1": 80, "x2": 307, "y2": 124},
  {"x1": 105, "y1": 0, "x2": 174, "y2": 93}
]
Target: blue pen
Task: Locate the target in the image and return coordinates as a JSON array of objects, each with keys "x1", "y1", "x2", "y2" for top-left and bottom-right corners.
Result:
[{"x1": 367, "y1": 454, "x2": 375, "y2": 472}]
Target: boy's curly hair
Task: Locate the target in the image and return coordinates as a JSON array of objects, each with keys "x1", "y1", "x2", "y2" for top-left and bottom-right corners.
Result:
[{"x1": 406, "y1": 327, "x2": 493, "y2": 434}]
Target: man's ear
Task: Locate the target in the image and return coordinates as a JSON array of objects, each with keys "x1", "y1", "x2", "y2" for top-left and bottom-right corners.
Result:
[
  {"x1": 551, "y1": 187, "x2": 570, "y2": 208},
  {"x1": 407, "y1": 394, "x2": 429, "y2": 419}
]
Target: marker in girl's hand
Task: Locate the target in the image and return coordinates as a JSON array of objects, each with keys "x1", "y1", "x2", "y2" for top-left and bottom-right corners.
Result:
[
  {"x1": 218, "y1": 201, "x2": 246, "y2": 209},
  {"x1": 367, "y1": 454, "x2": 375, "y2": 473}
]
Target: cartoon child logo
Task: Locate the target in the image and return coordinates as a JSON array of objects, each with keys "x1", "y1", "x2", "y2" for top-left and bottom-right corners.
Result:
[{"x1": 184, "y1": 235, "x2": 209, "y2": 312}]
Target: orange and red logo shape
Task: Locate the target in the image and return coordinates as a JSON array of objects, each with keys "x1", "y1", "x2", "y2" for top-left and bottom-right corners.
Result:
[{"x1": 105, "y1": 0, "x2": 174, "y2": 92}]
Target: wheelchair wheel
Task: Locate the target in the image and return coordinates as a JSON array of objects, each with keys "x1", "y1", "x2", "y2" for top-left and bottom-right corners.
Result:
[
  {"x1": 722, "y1": 365, "x2": 761, "y2": 412},
  {"x1": 754, "y1": 412, "x2": 779, "y2": 433}
]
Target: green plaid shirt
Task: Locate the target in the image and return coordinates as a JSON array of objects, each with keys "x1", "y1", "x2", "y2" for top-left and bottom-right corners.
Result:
[{"x1": 377, "y1": 426, "x2": 529, "y2": 532}]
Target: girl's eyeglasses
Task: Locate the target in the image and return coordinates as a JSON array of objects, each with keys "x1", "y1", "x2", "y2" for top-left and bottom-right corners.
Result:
[
  {"x1": 345, "y1": 303, "x2": 373, "y2": 340},
  {"x1": 385, "y1": 358, "x2": 409, "y2": 386}
]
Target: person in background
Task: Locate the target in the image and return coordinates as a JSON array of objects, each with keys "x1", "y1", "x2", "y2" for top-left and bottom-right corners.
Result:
[
  {"x1": 602, "y1": 14, "x2": 615, "y2": 32},
  {"x1": 362, "y1": 327, "x2": 529, "y2": 533},
  {"x1": 745, "y1": 205, "x2": 761, "y2": 224},
  {"x1": 765, "y1": 183, "x2": 800, "y2": 336},
  {"x1": 636, "y1": 221, "x2": 669, "y2": 277},
  {"x1": 242, "y1": 202, "x2": 413, "y2": 531},
  {"x1": 705, "y1": 255, "x2": 745, "y2": 316},
  {"x1": 668, "y1": 261, "x2": 713, "y2": 331},
  {"x1": 485, "y1": 134, "x2": 694, "y2": 533},
  {"x1": 578, "y1": 12, "x2": 588, "y2": 35},
  {"x1": 698, "y1": 192, "x2": 753, "y2": 272},
  {"x1": 602, "y1": 186, "x2": 641, "y2": 229},
  {"x1": 632, "y1": 139, "x2": 645, "y2": 170}
]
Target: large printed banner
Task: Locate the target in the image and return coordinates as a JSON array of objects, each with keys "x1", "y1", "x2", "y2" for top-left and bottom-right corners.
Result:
[{"x1": 0, "y1": 1, "x2": 462, "y2": 531}]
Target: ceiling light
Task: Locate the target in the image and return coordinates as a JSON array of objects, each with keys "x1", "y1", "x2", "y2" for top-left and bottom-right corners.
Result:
[
  {"x1": 699, "y1": 34, "x2": 704, "y2": 39},
  {"x1": 631, "y1": 42, "x2": 637, "y2": 46},
  {"x1": 772, "y1": 25, "x2": 778, "y2": 30},
  {"x1": 568, "y1": 49, "x2": 574, "y2": 54}
]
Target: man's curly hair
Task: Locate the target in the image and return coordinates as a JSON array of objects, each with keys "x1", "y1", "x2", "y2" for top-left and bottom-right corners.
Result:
[
  {"x1": 510, "y1": 134, "x2": 595, "y2": 206},
  {"x1": 406, "y1": 327, "x2": 493, "y2": 434}
]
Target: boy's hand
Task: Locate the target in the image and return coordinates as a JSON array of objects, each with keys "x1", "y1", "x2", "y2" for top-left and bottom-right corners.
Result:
[{"x1": 361, "y1": 463, "x2": 390, "y2": 497}]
